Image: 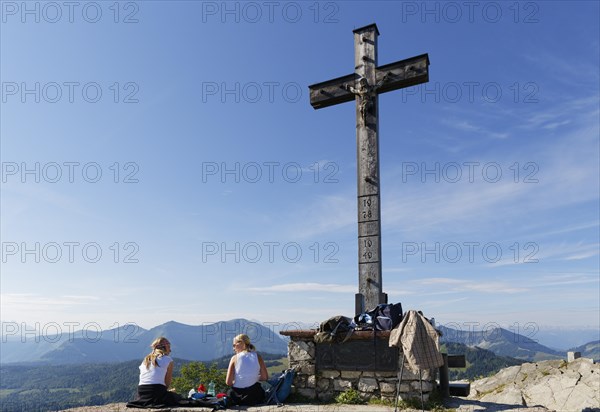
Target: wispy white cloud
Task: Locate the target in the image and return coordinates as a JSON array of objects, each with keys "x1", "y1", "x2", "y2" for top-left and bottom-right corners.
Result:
[
  {"x1": 299, "y1": 159, "x2": 336, "y2": 174},
  {"x1": 442, "y1": 118, "x2": 510, "y2": 139},
  {"x1": 60, "y1": 295, "x2": 101, "y2": 301},
  {"x1": 382, "y1": 104, "x2": 599, "y2": 240},
  {"x1": 517, "y1": 96, "x2": 598, "y2": 131},
  {"x1": 382, "y1": 179, "x2": 534, "y2": 237},
  {"x1": 564, "y1": 250, "x2": 600, "y2": 261},
  {"x1": 420, "y1": 297, "x2": 470, "y2": 308},
  {"x1": 527, "y1": 220, "x2": 599, "y2": 239},
  {"x1": 0, "y1": 293, "x2": 100, "y2": 309},
  {"x1": 285, "y1": 194, "x2": 355, "y2": 239},
  {"x1": 384, "y1": 267, "x2": 411, "y2": 273},
  {"x1": 531, "y1": 242, "x2": 600, "y2": 263},
  {"x1": 420, "y1": 278, "x2": 464, "y2": 285},
  {"x1": 542, "y1": 120, "x2": 572, "y2": 130},
  {"x1": 2, "y1": 185, "x2": 106, "y2": 223},
  {"x1": 536, "y1": 273, "x2": 600, "y2": 287},
  {"x1": 416, "y1": 277, "x2": 528, "y2": 294},
  {"x1": 244, "y1": 282, "x2": 356, "y2": 294},
  {"x1": 521, "y1": 51, "x2": 599, "y2": 90}
]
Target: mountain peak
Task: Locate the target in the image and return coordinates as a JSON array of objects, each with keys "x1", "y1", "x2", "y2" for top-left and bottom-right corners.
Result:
[{"x1": 2, "y1": 318, "x2": 288, "y2": 365}]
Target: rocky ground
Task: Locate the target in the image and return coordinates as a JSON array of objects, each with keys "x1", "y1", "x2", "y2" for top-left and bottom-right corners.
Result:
[
  {"x1": 60, "y1": 358, "x2": 599, "y2": 412},
  {"x1": 463, "y1": 357, "x2": 599, "y2": 411}
]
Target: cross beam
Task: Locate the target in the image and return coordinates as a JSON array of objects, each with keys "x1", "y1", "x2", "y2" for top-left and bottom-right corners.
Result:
[
  {"x1": 308, "y1": 24, "x2": 430, "y2": 315},
  {"x1": 309, "y1": 54, "x2": 430, "y2": 110}
]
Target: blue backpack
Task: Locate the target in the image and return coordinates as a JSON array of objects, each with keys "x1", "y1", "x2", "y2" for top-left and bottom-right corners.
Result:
[
  {"x1": 355, "y1": 302, "x2": 403, "y2": 331},
  {"x1": 264, "y1": 367, "x2": 296, "y2": 405}
]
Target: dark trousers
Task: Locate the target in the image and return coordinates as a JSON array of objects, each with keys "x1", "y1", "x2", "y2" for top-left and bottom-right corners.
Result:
[
  {"x1": 126, "y1": 384, "x2": 181, "y2": 408},
  {"x1": 227, "y1": 382, "x2": 265, "y2": 405}
]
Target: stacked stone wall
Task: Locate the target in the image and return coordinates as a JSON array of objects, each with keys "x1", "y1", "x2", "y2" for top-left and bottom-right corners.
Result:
[{"x1": 287, "y1": 335, "x2": 436, "y2": 403}]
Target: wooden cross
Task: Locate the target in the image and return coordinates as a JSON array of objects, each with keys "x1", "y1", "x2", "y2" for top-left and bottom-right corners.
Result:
[{"x1": 308, "y1": 23, "x2": 430, "y2": 315}]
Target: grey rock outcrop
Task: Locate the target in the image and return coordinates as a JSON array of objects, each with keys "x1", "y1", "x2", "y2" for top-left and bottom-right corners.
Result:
[{"x1": 468, "y1": 358, "x2": 599, "y2": 411}]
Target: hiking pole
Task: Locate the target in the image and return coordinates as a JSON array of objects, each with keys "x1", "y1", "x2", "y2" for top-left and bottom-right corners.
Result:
[{"x1": 394, "y1": 351, "x2": 405, "y2": 412}]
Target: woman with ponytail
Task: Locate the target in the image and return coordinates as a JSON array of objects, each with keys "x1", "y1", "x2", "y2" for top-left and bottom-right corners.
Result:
[
  {"x1": 225, "y1": 334, "x2": 268, "y2": 405},
  {"x1": 127, "y1": 336, "x2": 181, "y2": 408}
]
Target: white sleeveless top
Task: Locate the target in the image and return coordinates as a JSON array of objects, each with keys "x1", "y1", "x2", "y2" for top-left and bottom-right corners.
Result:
[
  {"x1": 139, "y1": 355, "x2": 173, "y2": 385},
  {"x1": 234, "y1": 351, "x2": 260, "y2": 388}
]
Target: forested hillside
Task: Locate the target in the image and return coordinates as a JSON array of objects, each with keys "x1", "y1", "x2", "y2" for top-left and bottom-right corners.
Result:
[
  {"x1": 443, "y1": 342, "x2": 524, "y2": 380},
  {"x1": 0, "y1": 360, "x2": 140, "y2": 412}
]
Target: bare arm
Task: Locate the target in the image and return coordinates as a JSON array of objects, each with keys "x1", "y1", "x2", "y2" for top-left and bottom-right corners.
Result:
[
  {"x1": 343, "y1": 83, "x2": 359, "y2": 94},
  {"x1": 164, "y1": 361, "x2": 174, "y2": 388},
  {"x1": 225, "y1": 356, "x2": 236, "y2": 387},
  {"x1": 258, "y1": 354, "x2": 268, "y2": 381}
]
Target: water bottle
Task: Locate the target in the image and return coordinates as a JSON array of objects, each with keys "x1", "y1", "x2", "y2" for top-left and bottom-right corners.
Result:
[{"x1": 207, "y1": 381, "x2": 215, "y2": 396}]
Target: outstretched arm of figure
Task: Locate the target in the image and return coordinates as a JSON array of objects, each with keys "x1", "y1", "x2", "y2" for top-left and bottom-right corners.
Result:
[
  {"x1": 375, "y1": 72, "x2": 391, "y2": 89},
  {"x1": 343, "y1": 83, "x2": 359, "y2": 95}
]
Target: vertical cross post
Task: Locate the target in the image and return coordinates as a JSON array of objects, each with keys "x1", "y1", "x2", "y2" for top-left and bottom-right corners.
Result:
[{"x1": 354, "y1": 25, "x2": 385, "y2": 314}]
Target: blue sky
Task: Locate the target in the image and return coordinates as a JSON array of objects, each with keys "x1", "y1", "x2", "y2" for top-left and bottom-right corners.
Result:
[{"x1": 1, "y1": 1, "x2": 599, "y2": 343}]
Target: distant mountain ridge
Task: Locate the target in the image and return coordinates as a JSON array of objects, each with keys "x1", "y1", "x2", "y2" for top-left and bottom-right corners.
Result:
[
  {"x1": 1, "y1": 319, "x2": 288, "y2": 365},
  {"x1": 2, "y1": 318, "x2": 596, "y2": 365},
  {"x1": 569, "y1": 340, "x2": 600, "y2": 361},
  {"x1": 437, "y1": 325, "x2": 565, "y2": 361}
]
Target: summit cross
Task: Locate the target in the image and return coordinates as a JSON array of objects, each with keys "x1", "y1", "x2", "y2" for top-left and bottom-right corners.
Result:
[{"x1": 308, "y1": 23, "x2": 430, "y2": 315}]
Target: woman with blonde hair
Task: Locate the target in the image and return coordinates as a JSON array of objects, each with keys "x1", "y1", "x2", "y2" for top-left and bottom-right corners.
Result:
[
  {"x1": 127, "y1": 336, "x2": 181, "y2": 408},
  {"x1": 225, "y1": 333, "x2": 268, "y2": 405}
]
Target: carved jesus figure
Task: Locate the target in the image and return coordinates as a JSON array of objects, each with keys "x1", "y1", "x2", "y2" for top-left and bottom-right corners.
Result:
[{"x1": 343, "y1": 73, "x2": 391, "y2": 124}]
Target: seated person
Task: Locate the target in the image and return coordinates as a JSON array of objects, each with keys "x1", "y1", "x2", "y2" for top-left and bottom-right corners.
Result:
[
  {"x1": 225, "y1": 333, "x2": 268, "y2": 405},
  {"x1": 127, "y1": 337, "x2": 181, "y2": 408}
]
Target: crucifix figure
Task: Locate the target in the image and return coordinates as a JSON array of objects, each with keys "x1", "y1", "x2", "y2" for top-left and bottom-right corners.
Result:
[
  {"x1": 344, "y1": 74, "x2": 390, "y2": 125},
  {"x1": 309, "y1": 24, "x2": 430, "y2": 315}
]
